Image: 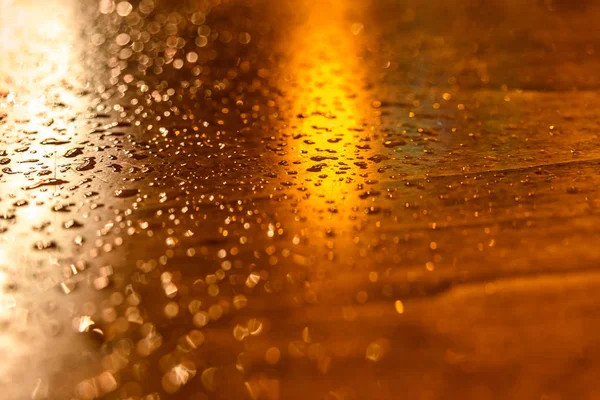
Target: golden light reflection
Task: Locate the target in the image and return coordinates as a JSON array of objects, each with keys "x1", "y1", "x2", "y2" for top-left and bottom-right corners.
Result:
[
  {"x1": 0, "y1": 1, "x2": 90, "y2": 398},
  {"x1": 0, "y1": 0, "x2": 82, "y2": 107},
  {"x1": 281, "y1": 0, "x2": 374, "y2": 221},
  {"x1": 0, "y1": 0, "x2": 84, "y2": 259}
]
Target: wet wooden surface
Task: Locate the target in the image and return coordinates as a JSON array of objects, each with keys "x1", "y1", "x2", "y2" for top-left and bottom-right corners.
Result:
[{"x1": 2, "y1": 0, "x2": 600, "y2": 399}]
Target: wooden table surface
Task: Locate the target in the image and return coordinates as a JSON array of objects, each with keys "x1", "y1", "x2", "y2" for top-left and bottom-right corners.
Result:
[{"x1": 2, "y1": 0, "x2": 600, "y2": 399}]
